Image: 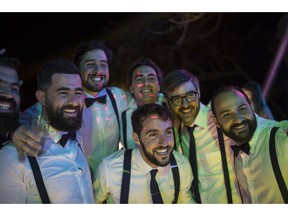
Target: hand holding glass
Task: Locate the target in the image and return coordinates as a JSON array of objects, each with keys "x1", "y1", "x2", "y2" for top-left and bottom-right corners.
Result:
[{"x1": 28, "y1": 115, "x2": 49, "y2": 146}]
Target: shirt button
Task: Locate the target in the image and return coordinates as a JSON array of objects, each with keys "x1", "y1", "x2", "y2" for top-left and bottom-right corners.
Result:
[{"x1": 76, "y1": 167, "x2": 83, "y2": 175}]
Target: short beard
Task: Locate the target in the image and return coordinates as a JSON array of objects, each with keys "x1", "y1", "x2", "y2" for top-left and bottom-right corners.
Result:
[
  {"x1": 0, "y1": 112, "x2": 19, "y2": 137},
  {"x1": 222, "y1": 116, "x2": 257, "y2": 144},
  {"x1": 45, "y1": 103, "x2": 83, "y2": 132},
  {"x1": 139, "y1": 138, "x2": 171, "y2": 167}
]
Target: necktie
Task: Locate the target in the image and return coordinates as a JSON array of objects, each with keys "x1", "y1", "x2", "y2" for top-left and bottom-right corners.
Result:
[
  {"x1": 186, "y1": 125, "x2": 201, "y2": 203},
  {"x1": 58, "y1": 131, "x2": 76, "y2": 147},
  {"x1": 150, "y1": 169, "x2": 164, "y2": 204},
  {"x1": 231, "y1": 143, "x2": 250, "y2": 157},
  {"x1": 85, "y1": 95, "x2": 107, "y2": 107}
]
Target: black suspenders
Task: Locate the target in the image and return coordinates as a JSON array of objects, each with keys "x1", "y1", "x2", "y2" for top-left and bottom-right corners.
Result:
[
  {"x1": 217, "y1": 128, "x2": 233, "y2": 203},
  {"x1": 121, "y1": 110, "x2": 128, "y2": 149},
  {"x1": 106, "y1": 88, "x2": 120, "y2": 130},
  {"x1": 269, "y1": 127, "x2": 288, "y2": 203},
  {"x1": 120, "y1": 149, "x2": 180, "y2": 204},
  {"x1": 28, "y1": 156, "x2": 51, "y2": 203},
  {"x1": 179, "y1": 126, "x2": 233, "y2": 203}
]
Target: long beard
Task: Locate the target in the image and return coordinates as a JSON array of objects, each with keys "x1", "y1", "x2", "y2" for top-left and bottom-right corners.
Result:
[
  {"x1": 0, "y1": 112, "x2": 19, "y2": 138},
  {"x1": 45, "y1": 103, "x2": 83, "y2": 132}
]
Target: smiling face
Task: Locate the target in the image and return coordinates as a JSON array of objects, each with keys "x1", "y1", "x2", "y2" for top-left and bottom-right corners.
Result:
[
  {"x1": 167, "y1": 80, "x2": 200, "y2": 126},
  {"x1": 38, "y1": 73, "x2": 84, "y2": 132},
  {"x1": 0, "y1": 66, "x2": 21, "y2": 115},
  {"x1": 0, "y1": 66, "x2": 21, "y2": 136},
  {"x1": 213, "y1": 89, "x2": 257, "y2": 144},
  {"x1": 129, "y1": 65, "x2": 160, "y2": 106},
  {"x1": 132, "y1": 114, "x2": 174, "y2": 168},
  {"x1": 79, "y1": 49, "x2": 109, "y2": 96}
]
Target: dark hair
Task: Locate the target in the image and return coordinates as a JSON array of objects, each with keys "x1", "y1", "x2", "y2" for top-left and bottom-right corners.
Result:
[
  {"x1": 161, "y1": 69, "x2": 200, "y2": 98},
  {"x1": 132, "y1": 103, "x2": 172, "y2": 136},
  {"x1": 37, "y1": 59, "x2": 80, "y2": 91},
  {"x1": 210, "y1": 85, "x2": 250, "y2": 116},
  {"x1": 72, "y1": 40, "x2": 113, "y2": 68},
  {"x1": 242, "y1": 81, "x2": 266, "y2": 115},
  {"x1": 0, "y1": 54, "x2": 21, "y2": 71},
  {"x1": 127, "y1": 57, "x2": 163, "y2": 88}
]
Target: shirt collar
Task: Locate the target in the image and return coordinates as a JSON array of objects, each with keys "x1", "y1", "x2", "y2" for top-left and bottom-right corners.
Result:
[
  {"x1": 84, "y1": 88, "x2": 107, "y2": 99},
  {"x1": 188, "y1": 103, "x2": 209, "y2": 129},
  {"x1": 48, "y1": 126, "x2": 83, "y2": 147},
  {"x1": 135, "y1": 148, "x2": 170, "y2": 176}
]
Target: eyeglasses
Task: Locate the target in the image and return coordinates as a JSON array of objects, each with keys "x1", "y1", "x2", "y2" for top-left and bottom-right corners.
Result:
[{"x1": 169, "y1": 91, "x2": 198, "y2": 106}]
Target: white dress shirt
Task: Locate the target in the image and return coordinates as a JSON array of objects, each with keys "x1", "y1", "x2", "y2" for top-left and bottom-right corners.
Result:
[
  {"x1": 174, "y1": 103, "x2": 242, "y2": 203},
  {"x1": 234, "y1": 116, "x2": 288, "y2": 203},
  {"x1": 93, "y1": 148, "x2": 195, "y2": 204},
  {"x1": 0, "y1": 127, "x2": 94, "y2": 203},
  {"x1": 19, "y1": 87, "x2": 133, "y2": 178}
]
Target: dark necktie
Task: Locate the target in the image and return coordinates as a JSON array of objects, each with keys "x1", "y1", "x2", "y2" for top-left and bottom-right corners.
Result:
[
  {"x1": 58, "y1": 131, "x2": 77, "y2": 147},
  {"x1": 85, "y1": 95, "x2": 107, "y2": 108},
  {"x1": 186, "y1": 125, "x2": 201, "y2": 203},
  {"x1": 150, "y1": 169, "x2": 164, "y2": 204},
  {"x1": 231, "y1": 143, "x2": 250, "y2": 157}
]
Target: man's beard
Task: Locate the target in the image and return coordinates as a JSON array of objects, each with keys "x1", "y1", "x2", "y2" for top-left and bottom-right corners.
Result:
[
  {"x1": 139, "y1": 139, "x2": 171, "y2": 167},
  {"x1": 0, "y1": 97, "x2": 19, "y2": 137},
  {"x1": 222, "y1": 116, "x2": 257, "y2": 144},
  {"x1": 0, "y1": 112, "x2": 19, "y2": 138},
  {"x1": 45, "y1": 102, "x2": 83, "y2": 132}
]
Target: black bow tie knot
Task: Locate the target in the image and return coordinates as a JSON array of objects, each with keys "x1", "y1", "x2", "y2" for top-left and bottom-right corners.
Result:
[
  {"x1": 231, "y1": 142, "x2": 250, "y2": 157},
  {"x1": 58, "y1": 132, "x2": 76, "y2": 147},
  {"x1": 85, "y1": 95, "x2": 107, "y2": 107}
]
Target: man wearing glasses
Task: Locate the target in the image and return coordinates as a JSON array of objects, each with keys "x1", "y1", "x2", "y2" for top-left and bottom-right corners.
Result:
[{"x1": 161, "y1": 69, "x2": 242, "y2": 203}]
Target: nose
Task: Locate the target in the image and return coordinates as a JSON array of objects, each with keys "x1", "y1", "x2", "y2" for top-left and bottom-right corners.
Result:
[
  {"x1": 181, "y1": 96, "x2": 189, "y2": 107},
  {"x1": 158, "y1": 134, "x2": 169, "y2": 146},
  {"x1": 232, "y1": 113, "x2": 244, "y2": 124},
  {"x1": 0, "y1": 86, "x2": 14, "y2": 99}
]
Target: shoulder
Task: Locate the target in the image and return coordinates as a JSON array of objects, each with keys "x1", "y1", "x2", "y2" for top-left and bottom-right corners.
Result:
[
  {"x1": 172, "y1": 150, "x2": 190, "y2": 166},
  {"x1": 0, "y1": 142, "x2": 28, "y2": 169},
  {"x1": 101, "y1": 149, "x2": 126, "y2": 167}
]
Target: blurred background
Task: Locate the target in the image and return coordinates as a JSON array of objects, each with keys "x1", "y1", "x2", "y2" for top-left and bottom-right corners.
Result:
[{"x1": 1, "y1": 12, "x2": 288, "y2": 120}]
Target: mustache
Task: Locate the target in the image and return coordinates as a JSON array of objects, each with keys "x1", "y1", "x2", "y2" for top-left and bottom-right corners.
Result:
[
  {"x1": 0, "y1": 96, "x2": 17, "y2": 108},
  {"x1": 231, "y1": 120, "x2": 248, "y2": 129}
]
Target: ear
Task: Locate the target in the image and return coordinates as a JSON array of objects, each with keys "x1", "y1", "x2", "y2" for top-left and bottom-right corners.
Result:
[
  {"x1": 132, "y1": 132, "x2": 141, "y2": 147},
  {"x1": 36, "y1": 90, "x2": 46, "y2": 106},
  {"x1": 211, "y1": 115, "x2": 221, "y2": 128}
]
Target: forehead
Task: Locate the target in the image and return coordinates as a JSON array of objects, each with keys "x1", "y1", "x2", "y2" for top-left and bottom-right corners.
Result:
[
  {"x1": 141, "y1": 114, "x2": 172, "y2": 131},
  {"x1": 132, "y1": 65, "x2": 157, "y2": 78},
  {"x1": 81, "y1": 49, "x2": 107, "y2": 62},
  {"x1": 0, "y1": 66, "x2": 19, "y2": 83},
  {"x1": 168, "y1": 80, "x2": 197, "y2": 96},
  {"x1": 49, "y1": 73, "x2": 82, "y2": 89},
  {"x1": 214, "y1": 90, "x2": 248, "y2": 111}
]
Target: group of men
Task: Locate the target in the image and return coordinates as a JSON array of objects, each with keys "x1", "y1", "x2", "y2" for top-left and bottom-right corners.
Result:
[{"x1": 0, "y1": 41, "x2": 287, "y2": 204}]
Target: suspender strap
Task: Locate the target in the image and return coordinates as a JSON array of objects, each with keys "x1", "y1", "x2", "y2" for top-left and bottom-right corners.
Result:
[
  {"x1": 106, "y1": 88, "x2": 120, "y2": 129},
  {"x1": 269, "y1": 127, "x2": 288, "y2": 203},
  {"x1": 217, "y1": 127, "x2": 233, "y2": 203},
  {"x1": 170, "y1": 152, "x2": 180, "y2": 204},
  {"x1": 27, "y1": 156, "x2": 51, "y2": 204},
  {"x1": 121, "y1": 110, "x2": 128, "y2": 149},
  {"x1": 120, "y1": 149, "x2": 132, "y2": 203}
]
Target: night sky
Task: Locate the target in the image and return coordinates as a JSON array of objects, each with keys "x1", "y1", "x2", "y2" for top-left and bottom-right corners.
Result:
[{"x1": 1, "y1": 12, "x2": 287, "y2": 120}]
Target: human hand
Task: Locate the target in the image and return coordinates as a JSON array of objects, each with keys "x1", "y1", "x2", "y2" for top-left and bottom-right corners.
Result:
[{"x1": 12, "y1": 124, "x2": 43, "y2": 160}]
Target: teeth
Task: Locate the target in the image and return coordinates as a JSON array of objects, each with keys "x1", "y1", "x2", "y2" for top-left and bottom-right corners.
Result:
[
  {"x1": 182, "y1": 109, "x2": 191, "y2": 113},
  {"x1": 155, "y1": 148, "x2": 168, "y2": 154},
  {"x1": 142, "y1": 89, "x2": 151, "y2": 93},
  {"x1": 91, "y1": 77, "x2": 103, "y2": 81},
  {"x1": 0, "y1": 103, "x2": 11, "y2": 110},
  {"x1": 64, "y1": 109, "x2": 76, "y2": 113}
]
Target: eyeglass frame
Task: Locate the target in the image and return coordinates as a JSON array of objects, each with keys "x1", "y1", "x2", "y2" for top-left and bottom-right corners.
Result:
[{"x1": 169, "y1": 90, "x2": 199, "y2": 106}]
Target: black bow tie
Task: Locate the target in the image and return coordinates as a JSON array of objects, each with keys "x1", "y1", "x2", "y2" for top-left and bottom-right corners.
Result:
[
  {"x1": 231, "y1": 142, "x2": 250, "y2": 157},
  {"x1": 85, "y1": 95, "x2": 107, "y2": 107},
  {"x1": 58, "y1": 132, "x2": 77, "y2": 147}
]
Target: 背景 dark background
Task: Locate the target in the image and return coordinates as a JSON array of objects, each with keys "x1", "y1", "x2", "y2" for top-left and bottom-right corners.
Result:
[{"x1": 1, "y1": 12, "x2": 288, "y2": 120}]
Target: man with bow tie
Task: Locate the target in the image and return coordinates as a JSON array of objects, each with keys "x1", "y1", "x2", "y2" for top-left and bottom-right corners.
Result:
[
  {"x1": 211, "y1": 86, "x2": 288, "y2": 203},
  {"x1": 0, "y1": 59, "x2": 94, "y2": 203},
  {"x1": 12, "y1": 40, "x2": 133, "y2": 178}
]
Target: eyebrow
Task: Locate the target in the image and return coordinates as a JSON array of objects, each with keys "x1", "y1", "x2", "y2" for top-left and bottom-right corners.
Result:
[
  {"x1": 0, "y1": 79, "x2": 21, "y2": 87},
  {"x1": 84, "y1": 59, "x2": 108, "y2": 64},
  {"x1": 145, "y1": 127, "x2": 173, "y2": 135},
  {"x1": 56, "y1": 87, "x2": 83, "y2": 92}
]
